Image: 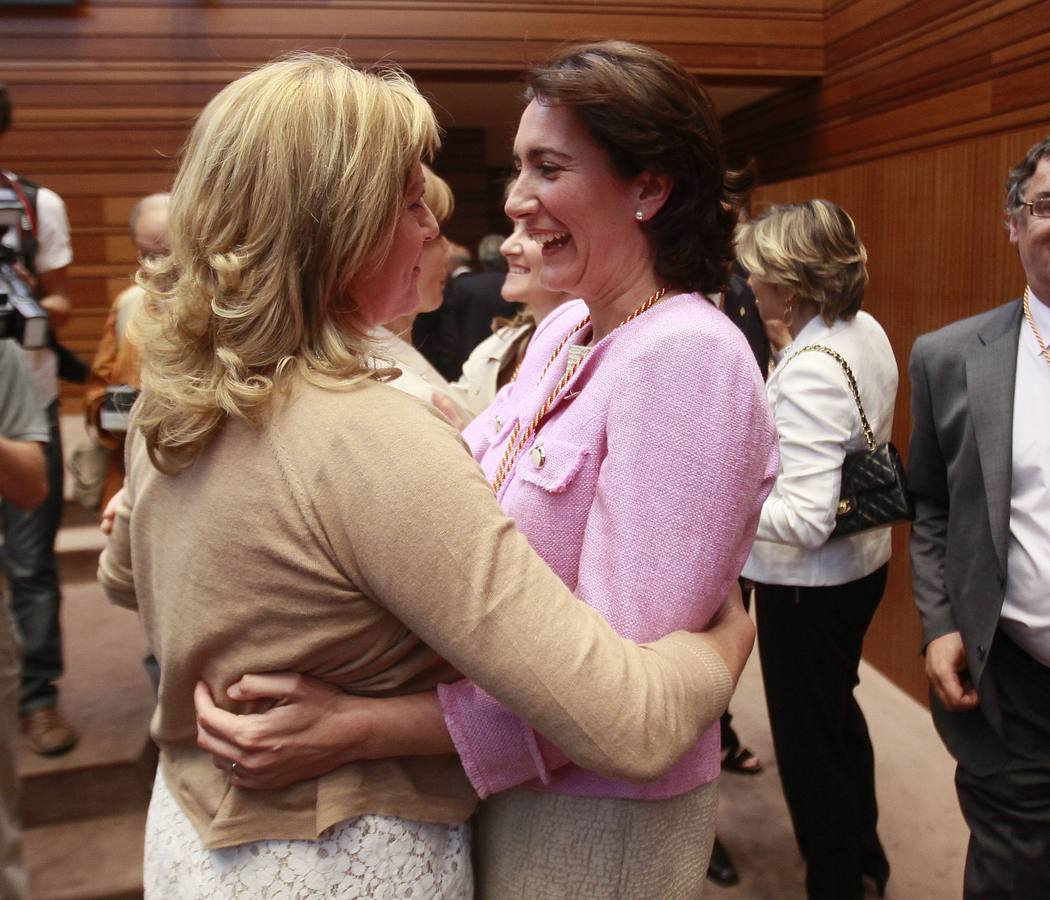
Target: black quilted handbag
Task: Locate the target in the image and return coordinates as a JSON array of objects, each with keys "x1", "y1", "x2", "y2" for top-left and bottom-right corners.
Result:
[{"x1": 790, "y1": 344, "x2": 914, "y2": 539}]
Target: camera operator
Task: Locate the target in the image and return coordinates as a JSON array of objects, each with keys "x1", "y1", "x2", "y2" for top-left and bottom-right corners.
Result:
[
  {"x1": 0, "y1": 338, "x2": 49, "y2": 900},
  {"x1": 0, "y1": 82, "x2": 78, "y2": 756}
]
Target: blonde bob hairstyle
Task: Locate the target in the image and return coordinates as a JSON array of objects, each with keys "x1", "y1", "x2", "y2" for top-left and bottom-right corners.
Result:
[
  {"x1": 133, "y1": 53, "x2": 439, "y2": 473},
  {"x1": 736, "y1": 199, "x2": 868, "y2": 325},
  {"x1": 421, "y1": 164, "x2": 453, "y2": 226}
]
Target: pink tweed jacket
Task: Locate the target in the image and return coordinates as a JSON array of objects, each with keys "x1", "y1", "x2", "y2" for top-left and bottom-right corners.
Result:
[{"x1": 438, "y1": 293, "x2": 779, "y2": 801}]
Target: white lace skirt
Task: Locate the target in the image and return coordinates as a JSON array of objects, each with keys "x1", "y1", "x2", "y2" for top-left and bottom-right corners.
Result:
[{"x1": 143, "y1": 769, "x2": 472, "y2": 899}]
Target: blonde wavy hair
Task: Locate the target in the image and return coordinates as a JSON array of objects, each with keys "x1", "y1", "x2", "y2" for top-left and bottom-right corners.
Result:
[
  {"x1": 133, "y1": 53, "x2": 439, "y2": 473},
  {"x1": 736, "y1": 199, "x2": 868, "y2": 325}
]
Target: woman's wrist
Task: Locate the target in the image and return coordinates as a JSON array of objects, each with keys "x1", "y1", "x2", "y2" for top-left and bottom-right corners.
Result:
[{"x1": 355, "y1": 691, "x2": 455, "y2": 760}]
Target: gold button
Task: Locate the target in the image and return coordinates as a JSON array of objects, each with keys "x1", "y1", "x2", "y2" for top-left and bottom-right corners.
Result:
[
  {"x1": 738, "y1": 307, "x2": 746, "y2": 318},
  {"x1": 530, "y1": 445, "x2": 546, "y2": 468}
]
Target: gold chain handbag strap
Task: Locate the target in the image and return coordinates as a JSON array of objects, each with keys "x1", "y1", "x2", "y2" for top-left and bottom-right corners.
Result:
[{"x1": 785, "y1": 344, "x2": 878, "y2": 452}]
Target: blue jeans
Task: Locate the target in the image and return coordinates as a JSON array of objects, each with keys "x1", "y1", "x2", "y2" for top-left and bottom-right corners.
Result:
[{"x1": 1, "y1": 400, "x2": 64, "y2": 713}]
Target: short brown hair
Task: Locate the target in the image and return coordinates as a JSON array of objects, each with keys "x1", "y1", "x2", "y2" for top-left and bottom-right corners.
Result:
[
  {"x1": 1005, "y1": 136, "x2": 1050, "y2": 218},
  {"x1": 525, "y1": 41, "x2": 752, "y2": 295},
  {"x1": 737, "y1": 199, "x2": 868, "y2": 324}
]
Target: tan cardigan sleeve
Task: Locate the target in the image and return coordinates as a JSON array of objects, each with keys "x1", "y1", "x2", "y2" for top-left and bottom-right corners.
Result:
[{"x1": 276, "y1": 388, "x2": 734, "y2": 784}]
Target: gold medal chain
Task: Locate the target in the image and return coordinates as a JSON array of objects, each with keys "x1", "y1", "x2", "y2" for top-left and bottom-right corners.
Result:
[{"x1": 1023, "y1": 286, "x2": 1050, "y2": 367}]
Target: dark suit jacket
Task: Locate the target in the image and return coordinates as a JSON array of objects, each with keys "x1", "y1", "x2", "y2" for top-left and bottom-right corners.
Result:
[
  {"x1": 724, "y1": 265, "x2": 770, "y2": 377},
  {"x1": 908, "y1": 298, "x2": 1023, "y2": 774},
  {"x1": 414, "y1": 271, "x2": 513, "y2": 381}
]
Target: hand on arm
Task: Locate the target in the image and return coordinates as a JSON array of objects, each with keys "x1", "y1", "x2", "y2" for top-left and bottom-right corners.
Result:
[
  {"x1": 699, "y1": 581, "x2": 755, "y2": 684},
  {"x1": 430, "y1": 390, "x2": 470, "y2": 432},
  {"x1": 924, "y1": 632, "x2": 978, "y2": 712},
  {"x1": 194, "y1": 675, "x2": 453, "y2": 791},
  {"x1": 100, "y1": 487, "x2": 123, "y2": 535}
]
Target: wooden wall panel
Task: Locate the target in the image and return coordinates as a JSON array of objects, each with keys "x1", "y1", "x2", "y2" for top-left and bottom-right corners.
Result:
[
  {"x1": 726, "y1": 0, "x2": 1048, "y2": 180},
  {"x1": 752, "y1": 123, "x2": 1046, "y2": 703}
]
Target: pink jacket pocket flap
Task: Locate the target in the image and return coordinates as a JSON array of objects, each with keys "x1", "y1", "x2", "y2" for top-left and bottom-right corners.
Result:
[{"x1": 518, "y1": 437, "x2": 590, "y2": 494}]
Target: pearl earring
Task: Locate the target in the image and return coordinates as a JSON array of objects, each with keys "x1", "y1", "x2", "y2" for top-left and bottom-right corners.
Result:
[{"x1": 635, "y1": 211, "x2": 644, "y2": 221}]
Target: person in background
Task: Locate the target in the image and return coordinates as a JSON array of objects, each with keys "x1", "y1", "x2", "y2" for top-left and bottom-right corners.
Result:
[
  {"x1": 738, "y1": 199, "x2": 897, "y2": 900},
  {"x1": 446, "y1": 216, "x2": 570, "y2": 418},
  {"x1": 100, "y1": 53, "x2": 756, "y2": 898},
  {"x1": 420, "y1": 230, "x2": 515, "y2": 380},
  {"x1": 0, "y1": 338, "x2": 50, "y2": 900},
  {"x1": 908, "y1": 136, "x2": 1050, "y2": 899},
  {"x1": 84, "y1": 192, "x2": 170, "y2": 511},
  {"x1": 0, "y1": 81, "x2": 78, "y2": 757},
  {"x1": 371, "y1": 164, "x2": 469, "y2": 420},
  {"x1": 445, "y1": 241, "x2": 472, "y2": 279}
]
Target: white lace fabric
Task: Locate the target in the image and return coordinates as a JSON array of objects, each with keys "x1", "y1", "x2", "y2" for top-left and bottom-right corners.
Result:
[{"x1": 144, "y1": 769, "x2": 472, "y2": 899}]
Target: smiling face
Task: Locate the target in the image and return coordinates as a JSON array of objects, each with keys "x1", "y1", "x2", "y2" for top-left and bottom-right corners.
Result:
[
  {"x1": 1009, "y1": 155, "x2": 1050, "y2": 303},
  {"x1": 348, "y1": 164, "x2": 439, "y2": 327},
  {"x1": 505, "y1": 99, "x2": 655, "y2": 307},
  {"x1": 499, "y1": 218, "x2": 567, "y2": 317}
]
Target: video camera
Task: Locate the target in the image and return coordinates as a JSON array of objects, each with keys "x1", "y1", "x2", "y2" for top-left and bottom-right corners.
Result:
[{"x1": 0, "y1": 199, "x2": 49, "y2": 349}]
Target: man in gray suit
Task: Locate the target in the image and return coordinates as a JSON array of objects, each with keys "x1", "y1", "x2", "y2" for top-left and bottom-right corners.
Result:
[{"x1": 909, "y1": 136, "x2": 1050, "y2": 898}]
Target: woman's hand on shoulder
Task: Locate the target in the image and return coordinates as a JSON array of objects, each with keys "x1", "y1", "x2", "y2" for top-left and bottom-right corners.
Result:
[
  {"x1": 100, "y1": 488, "x2": 124, "y2": 535},
  {"x1": 194, "y1": 673, "x2": 372, "y2": 790},
  {"x1": 701, "y1": 582, "x2": 755, "y2": 684}
]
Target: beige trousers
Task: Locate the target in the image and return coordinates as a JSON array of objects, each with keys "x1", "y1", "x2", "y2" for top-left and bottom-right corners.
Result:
[{"x1": 0, "y1": 600, "x2": 28, "y2": 900}]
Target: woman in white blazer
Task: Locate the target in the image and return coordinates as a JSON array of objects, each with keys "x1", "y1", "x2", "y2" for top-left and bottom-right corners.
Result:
[{"x1": 738, "y1": 200, "x2": 898, "y2": 900}]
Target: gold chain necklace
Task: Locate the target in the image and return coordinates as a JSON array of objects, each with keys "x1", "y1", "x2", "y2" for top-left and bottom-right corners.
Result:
[
  {"x1": 490, "y1": 286, "x2": 668, "y2": 493},
  {"x1": 1023, "y1": 286, "x2": 1050, "y2": 368}
]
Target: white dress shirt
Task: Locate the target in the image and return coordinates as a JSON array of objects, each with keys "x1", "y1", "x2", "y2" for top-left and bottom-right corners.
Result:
[
  {"x1": 743, "y1": 311, "x2": 899, "y2": 587},
  {"x1": 1000, "y1": 289, "x2": 1050, "y2": 666}
]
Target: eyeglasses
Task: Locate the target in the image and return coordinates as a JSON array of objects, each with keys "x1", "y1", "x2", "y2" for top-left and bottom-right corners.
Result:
[{"x1": 1020, "y1": 197, "x2": 1050, "y2": 218}]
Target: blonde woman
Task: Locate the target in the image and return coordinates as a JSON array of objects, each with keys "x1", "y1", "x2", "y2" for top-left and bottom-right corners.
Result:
[
  {"x1": 738, "y1": 199, "x2": 898, "y2": 900},
  {"x1": 98, "y1": 54, "x2": 754, "y2": 898}
]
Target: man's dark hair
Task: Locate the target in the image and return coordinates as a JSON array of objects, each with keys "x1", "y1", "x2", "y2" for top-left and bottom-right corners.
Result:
[
  {"x1": 0, "y1": 83, "x2": 10, "y2": 136},
  {"x1": 1005, "y1": 136, "x2": 1050, "y2": 217}
]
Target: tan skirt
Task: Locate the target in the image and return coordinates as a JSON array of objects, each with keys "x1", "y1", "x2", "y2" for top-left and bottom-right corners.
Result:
[{"x1": 473, "y1": 781, "x2": 717, "y2": 899}]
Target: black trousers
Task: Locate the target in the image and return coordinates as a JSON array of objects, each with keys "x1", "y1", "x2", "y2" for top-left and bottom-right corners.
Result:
[
  {"x1": 755, "y1": 565, "x2": 889, "y2": 900},
  {"x1": 956, "y1": 631, "x2": 1050, "y2": 900}
]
